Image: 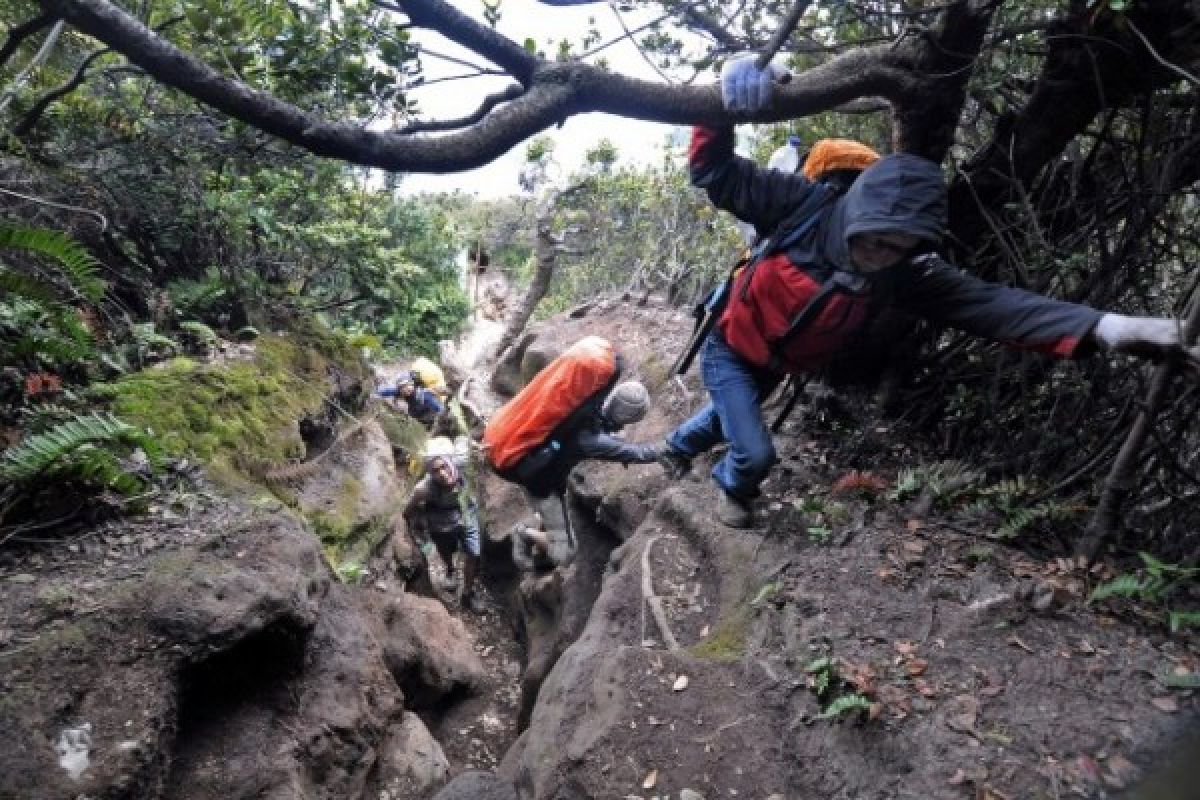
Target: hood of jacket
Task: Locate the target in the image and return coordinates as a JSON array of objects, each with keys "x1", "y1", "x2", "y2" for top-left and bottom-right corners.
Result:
[{"x1": 811, "y1": 153, "x2": 947, "y2": 271}]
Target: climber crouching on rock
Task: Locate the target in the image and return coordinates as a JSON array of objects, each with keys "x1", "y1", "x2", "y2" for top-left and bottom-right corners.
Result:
[
  {"x1": 658, "y1": 53, "x2": 1200, "y2": 529},
  {"x1": 403, "y1": 440, "x2": 484, "y2": 613},
  {"x1": 378, "y1": 371, "x2": 445, "y2": 430},
  {"x1": 483, "y1": 336, "x2": 667, "y2": 572}
]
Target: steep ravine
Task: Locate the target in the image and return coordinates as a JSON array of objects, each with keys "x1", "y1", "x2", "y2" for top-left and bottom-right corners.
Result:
[{"x1": 1, "y1": 296, "x2": 1197, "y2": 800}]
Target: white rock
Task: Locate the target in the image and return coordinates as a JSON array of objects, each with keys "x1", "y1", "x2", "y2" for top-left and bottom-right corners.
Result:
[{"x1": 55, "y1": 722, "x2": 92, "y2": 780}]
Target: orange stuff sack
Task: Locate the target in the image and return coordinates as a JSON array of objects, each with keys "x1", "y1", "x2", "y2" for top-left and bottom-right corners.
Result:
[
  {"x1": 801, "y1": 138, "x2": 880, "y2": 181},
  {"x1": 483, "y1": 336, "x2": 618, "y2": 471}
]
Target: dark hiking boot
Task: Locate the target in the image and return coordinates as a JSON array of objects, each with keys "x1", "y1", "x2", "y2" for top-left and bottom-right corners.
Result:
[
  {"x1": 716, "y1": 491, "x2": 753, "y2": 529},
  {"x1": 658, "y1": 446, "x2": 693, "y2": 480}
]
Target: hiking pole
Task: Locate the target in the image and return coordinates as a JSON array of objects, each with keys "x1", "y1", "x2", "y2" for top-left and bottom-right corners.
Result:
[
  {"x1": 672, "y1": 307, "x2": 713, "y2": 376},
  {"x1": 771, "y1": 377, "x2": 804, "y2": 432}
]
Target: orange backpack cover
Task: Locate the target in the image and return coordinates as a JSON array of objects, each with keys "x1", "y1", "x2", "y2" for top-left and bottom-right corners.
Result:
[{"x1": 483, "y1": 336, "x2": 617, "y2": 470}]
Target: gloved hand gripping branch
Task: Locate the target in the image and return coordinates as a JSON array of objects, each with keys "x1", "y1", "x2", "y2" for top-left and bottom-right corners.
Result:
[
  {"x1": 1092, "y1": 314, "x2": 1200, "y2": 374},
  {"x1": 720, "y1": 53, "x2": 789, "y2": 114}
]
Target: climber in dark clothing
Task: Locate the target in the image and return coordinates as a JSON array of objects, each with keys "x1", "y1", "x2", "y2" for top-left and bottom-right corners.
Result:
[
  {"x1": 378, "y1": 371, "x2": 444, "y2": 429},
  {"x1": 510, "y1": 380, "x2": 660, "y2": 571},
  {"x1": 659, "y1": 54, "x2": 1199, "y2": 529}
]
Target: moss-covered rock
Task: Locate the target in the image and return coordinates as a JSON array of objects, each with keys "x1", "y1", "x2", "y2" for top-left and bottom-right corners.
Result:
[{"x1": 91, "y1": 326, "x2": 366, "y2": 481}]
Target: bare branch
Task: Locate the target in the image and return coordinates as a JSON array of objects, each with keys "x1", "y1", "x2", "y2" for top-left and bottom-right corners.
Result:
[
  {"x1": 37, "y1": 0, "x2": 921, "y2": 172},
  {"x1": 0, "y1": 19, "x2": 65, "y2": 116},
  {"x1": 12, "y1": 46, "x2": 112, "y2": 136},
  {"x1": 755, "y1": 0, "x2": 813, "y2": 69},
  {"x1": 380, "y1": 0, "x2": 539, "y2": 84},
  {"x1": 0, "y1": 11, "x2": 56, "y2": 68},
  {"x1": 1126, "y1": 19, "x2": 1200, "y2": 88},
  {"x1": 400, "y1": 83, "x2": 524, "y2": 133}
]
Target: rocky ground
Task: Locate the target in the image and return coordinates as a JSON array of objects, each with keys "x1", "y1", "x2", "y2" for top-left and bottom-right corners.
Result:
[{"x1": 1, "y1": 295, "x2": 1197, "y2": 800}]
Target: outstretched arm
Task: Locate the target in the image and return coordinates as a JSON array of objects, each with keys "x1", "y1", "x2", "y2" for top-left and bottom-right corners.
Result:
[
  {"x1": 894, "y1": 255, "x2": 1198, "y2": 364},
  {"x1": 575, "y1": 430, "x2": 660, "y2": 465},
  {"x1": 893, "y1": 255, "x2": 1101, "y2": 357}
]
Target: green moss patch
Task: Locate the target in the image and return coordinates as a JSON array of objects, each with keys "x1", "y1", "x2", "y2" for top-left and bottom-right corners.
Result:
[
  {"x1": 690, "y1": 601, "x2": 751, "y2": 661},
  {"x1": 91, "y1": 333, "x2": 351, "y2": 477}
]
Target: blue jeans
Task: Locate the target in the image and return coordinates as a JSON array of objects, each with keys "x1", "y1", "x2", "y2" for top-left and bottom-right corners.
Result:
[{"x1": 667, "y1": 331, "x2": 782, "y2": 500}]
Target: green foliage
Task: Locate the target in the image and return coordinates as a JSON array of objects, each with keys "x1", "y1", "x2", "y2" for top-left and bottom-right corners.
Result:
[
  {"x1": 804, "y1": 656, "x2": 873, "y2": 721},
  {"x1": 1168, "y1": 611, "x2": 1200, "y2": 634},
  {"x1": 816, "y1": 694, "x2": 872, "y2": 721},
  {"x1": 130, "y1": 322, "x2": 179, "y2": 364},
  {"x1": 1090, "y1": 553, "x2": 1198, "y2": 603},
  {"x1": 750, "y1": 581, "x2": 780, "y2": 607},
  {"x1": 0, "y1": 225, "x2": 104, "y2": 377},
  {"x1": 178, "y1": 320, "x2": 218, "y2": 352},
  {"x1": 1090, "y1": 553, "x2": 1198, "y2": 633},
  {"x1": 888, "y1": 461, "x2": 979, "y2": 506},
  {"x1": 0, "y1": 412, "x2": 156, "y2": 496},
  {"x1": 336, "y1": 560, "x2": 367, "y2": 584},
  {"x1": 89, "y1": 333, "x2": 344, "y2": 475},
  {"x1": 166, "y1": 270, "x2": 230, "y2": 320},
  {"x1": 0, "y1": 224, "x2": 106, "y2": 302},
  {"x1": 804, "y1": 656, "x2": 837, "y2": 700}
]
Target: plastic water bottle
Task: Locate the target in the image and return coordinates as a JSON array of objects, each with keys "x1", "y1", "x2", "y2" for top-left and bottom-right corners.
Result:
[{"x1": 767, "y1": 134, "x2": 803, "y2": 174}]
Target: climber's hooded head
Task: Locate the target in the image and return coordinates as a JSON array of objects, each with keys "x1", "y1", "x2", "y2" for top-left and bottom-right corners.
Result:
[{"x1": 820, "y1": 153, "x2": 947, "y2": 274}]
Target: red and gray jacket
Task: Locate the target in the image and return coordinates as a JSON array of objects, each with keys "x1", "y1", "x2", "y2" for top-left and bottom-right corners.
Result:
[{"x1": 689, "y1": 125, "x2": 1102, "y2": 374}]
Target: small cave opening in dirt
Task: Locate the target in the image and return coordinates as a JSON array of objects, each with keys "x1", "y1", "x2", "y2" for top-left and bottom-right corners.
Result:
[{"x1": 172, "y1": 621, "x2": 309, "y2": 746}]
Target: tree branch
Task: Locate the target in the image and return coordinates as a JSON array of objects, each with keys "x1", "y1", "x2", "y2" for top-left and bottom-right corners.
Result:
[
  {"x1": 0, "y1": 11, "x2": 56, "y2": 68},
  {"x1": 379, "y1": 0, "x2": 539, "y2": 84},
  {"x1": 12, "y1": 46, "x2": 112, "y2": 136},
  {"x1": 37, "y1": 0, "x2": 918, "y2": 173},
  {"x1": 0, "y1": 18, "x2": 65, "y2": 116},
  {"x1": 400, "y1": 83, "x2": 524, "y2": 133}
]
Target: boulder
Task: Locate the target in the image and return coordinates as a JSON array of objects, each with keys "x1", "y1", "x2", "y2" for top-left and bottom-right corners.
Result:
[
  {"x1": 375, "y1": 712, "x2": 450, "y2": 796},
  {"x1": 379, "y1": 592, "x2": 486, "y2": 706},
  {"x1": 431, "y1": 769, "x2": 518, "y2": 800}
]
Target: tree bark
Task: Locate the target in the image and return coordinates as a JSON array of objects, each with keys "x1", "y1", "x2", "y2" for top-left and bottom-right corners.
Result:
[{"x1": 492, "y1": 182, "x2": 587, "y2": 360}]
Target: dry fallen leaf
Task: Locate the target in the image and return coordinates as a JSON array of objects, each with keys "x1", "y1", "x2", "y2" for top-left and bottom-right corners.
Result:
[
  {"x1": 906, "y1": 658, "x2": 929, "y2": 677},
  {"x1": 1006, "y1": 635, "x2": 1034, "y2": 653},
  {"x1": 894, "y1": 641, "x2": 918, "y2": 656},
  {"x1": 672, "y1": 675, "x2": 689, "y2": 692},
  {"x1": 1103, "y1": 754, "x2": 1138, "y2": 790},
  {"x1": 1151, "y1": 696, "x2": 1179, "y2": 713},
  {"x1": 642, "y1": 769, "x2": 657, "y2": 789},
  {"x1": 907, "y1": 519, "x2": 923, "y2": 531}
]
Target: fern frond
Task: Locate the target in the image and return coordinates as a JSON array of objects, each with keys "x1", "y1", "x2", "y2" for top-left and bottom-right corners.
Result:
[
  {"x1": 816, "y1": 694, "x2": 871, "y2": 720},
  {"x1": 0, "y1": 224, "x2": 106, "y2": 302},
  {"x1": 1088, "y1": 574, "x2": 1145, "y2": 602},
  {"x1": 0, "y1": 412, "x2": 149, "y2": 484},
  {"x1": 179, "y1": 320, "x2": 218, "y2": 343},
  {"x1": 1168, "y1": 610, "x2": 1200, "y2": 634},
  {"x1": 0, "y1": 267, "x2": 59, "y2": 304}
]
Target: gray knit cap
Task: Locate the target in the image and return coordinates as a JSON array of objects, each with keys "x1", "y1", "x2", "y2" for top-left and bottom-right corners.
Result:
[{"x1": 601, "y1": 381, "x2": 650, "y2": 426}]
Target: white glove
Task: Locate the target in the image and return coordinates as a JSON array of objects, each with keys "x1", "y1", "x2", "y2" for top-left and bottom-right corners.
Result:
[
  {"x1": 720, "y1": 54, "x2": 788, "y2": 113},
  {"x1": 1093, "y1": 314, "x2": 1199, "y2": 365}
]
